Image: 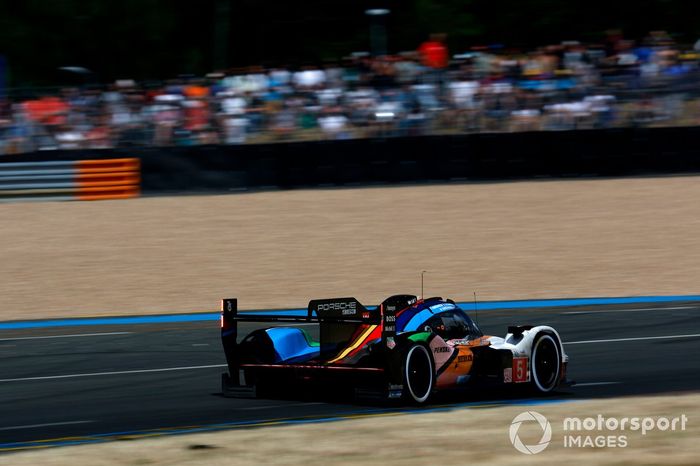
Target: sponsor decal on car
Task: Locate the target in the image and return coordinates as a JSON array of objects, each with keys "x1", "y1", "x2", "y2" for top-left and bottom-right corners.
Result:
[
  {"x1": 449, "y1": 339, "x2": 472, "y2": 346},
  {"x1": 429, "y1": 303, "x2": 456, "y2": 313},
  {"x1": 429, "y1": 338, "x2": 455, "y2": 368},
  {"x1": 317, "y1": 301, "x2": 357, "y2": 314},
  {"x1": 504, "y1": 367, "x2": 513, "y2": 383}
]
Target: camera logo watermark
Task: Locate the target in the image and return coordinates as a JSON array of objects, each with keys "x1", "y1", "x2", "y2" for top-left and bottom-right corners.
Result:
[
  {"x1": 510, "y1": 411, "x2": 688, "y2": 454},
  {"x1": 509, "y1": 411, "x2": 552, "y2": 454}
]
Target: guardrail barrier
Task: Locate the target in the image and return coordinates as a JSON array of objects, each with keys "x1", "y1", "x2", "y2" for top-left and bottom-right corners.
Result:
[{"x1": 0, "y1": 158, "x2": 140, "y2": 201}]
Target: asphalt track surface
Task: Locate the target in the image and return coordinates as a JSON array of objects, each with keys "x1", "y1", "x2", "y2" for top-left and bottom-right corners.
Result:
[{"x1": 1, "y1": 300, "x2": 700, "y2": 451}]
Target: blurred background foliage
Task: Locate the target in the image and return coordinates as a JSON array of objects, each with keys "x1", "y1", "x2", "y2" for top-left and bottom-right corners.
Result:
[{"x1": 0, "y1": 0, "x2": 699, "y2": 85}]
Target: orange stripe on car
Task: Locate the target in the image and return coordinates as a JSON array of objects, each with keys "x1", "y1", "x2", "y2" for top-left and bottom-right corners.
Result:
[{"x1": 327, "y1": 325, "x2": 378, "y2": 364}]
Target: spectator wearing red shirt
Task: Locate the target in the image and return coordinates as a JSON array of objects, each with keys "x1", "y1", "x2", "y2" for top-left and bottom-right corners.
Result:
[
  {"x1": 418, "y1": 33, "x2": 449, "y2": 97},
  {"x1": 418, "y1": 33, "x2": 449, "y2": 69}
]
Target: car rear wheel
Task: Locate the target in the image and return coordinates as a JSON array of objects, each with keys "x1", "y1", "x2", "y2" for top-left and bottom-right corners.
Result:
[
  {"x1": 404, "y1": 344, "x2": 434, "y2": 404},
  {"x1": 531, "y1": 333, "x2": 561, "y2": 393}
]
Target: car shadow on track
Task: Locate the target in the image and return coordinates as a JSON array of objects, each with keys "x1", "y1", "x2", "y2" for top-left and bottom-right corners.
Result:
[{"x1": 209, "y1": 384, "x2": 577, "y2": 410}]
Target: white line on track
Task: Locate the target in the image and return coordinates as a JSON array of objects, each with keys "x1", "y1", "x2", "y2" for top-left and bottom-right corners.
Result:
[
  {"x1": 3, "y1": 332, "x2": 698, "y2": 384},
  {"x1": 0, "y1": 420, "x2": 94, "y2": 431},
  {"x1": 0, "y1": 364, "x2": 227, "y2": 383},
  {"x1": 562, "y1": 306, "x2": 696, "y2": 315},
  {"x1": 0, "y1": 332, "x2": 132, "y2": 342},
  {"x1": 566, "y1": 333, "x2": 700, "y2": 345},
  {"x1": 575, "y1": 382, "x2": 621, "y2": 387}
]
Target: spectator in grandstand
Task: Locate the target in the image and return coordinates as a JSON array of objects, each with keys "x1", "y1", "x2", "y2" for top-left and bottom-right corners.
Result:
[
  {"x1": 418, "y1": 33, "x2": 449, "y2": 98},
  {"x1": 418, "y1": 33, "x2": 449, "y2": 70}
]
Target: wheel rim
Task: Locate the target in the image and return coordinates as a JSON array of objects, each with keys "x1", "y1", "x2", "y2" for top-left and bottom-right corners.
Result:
[
  {"x1": 532, "y1": 335, "x2": 560, "y2": 392},
  {"x1": 405, "y1": 345, "x2": 433, "y2": 403}
]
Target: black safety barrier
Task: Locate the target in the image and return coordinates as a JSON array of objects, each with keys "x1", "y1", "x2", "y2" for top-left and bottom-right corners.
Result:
[{"x1": 2, "y1": 127, "x2": 700, "y2": 193}]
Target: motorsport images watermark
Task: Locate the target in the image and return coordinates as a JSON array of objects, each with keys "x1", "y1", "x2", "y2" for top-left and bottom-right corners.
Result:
[{"x1": 509, "y1": 411, "x2": 689, "y2": 454}]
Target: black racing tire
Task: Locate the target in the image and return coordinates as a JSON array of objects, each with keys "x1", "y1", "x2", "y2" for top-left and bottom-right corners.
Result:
[
  {"x1": 403, "y1": 344, "x2": 435, "y2": 404},
  {"x1": 530, "y1": 333, "x2": 561, "y2": 394}
]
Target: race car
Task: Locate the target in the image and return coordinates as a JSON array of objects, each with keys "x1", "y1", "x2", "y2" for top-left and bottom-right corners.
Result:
[{"x1": 220, "y1": 294, "x2": 569, "y2": 403}]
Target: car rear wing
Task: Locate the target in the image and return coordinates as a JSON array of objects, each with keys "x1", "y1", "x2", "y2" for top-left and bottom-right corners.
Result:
[{"x1": 221, "y1": 297, "x2": 381, "y2": 326}]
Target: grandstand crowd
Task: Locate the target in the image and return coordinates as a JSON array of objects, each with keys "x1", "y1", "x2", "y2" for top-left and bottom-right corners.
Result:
[{"x1": 2, "y1": 30, "x2": 700, "y2": 154}]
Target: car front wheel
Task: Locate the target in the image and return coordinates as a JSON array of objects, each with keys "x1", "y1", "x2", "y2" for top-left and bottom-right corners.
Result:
[{"x1": 531, "y1": 333, "x2": 561, "y2": 393}]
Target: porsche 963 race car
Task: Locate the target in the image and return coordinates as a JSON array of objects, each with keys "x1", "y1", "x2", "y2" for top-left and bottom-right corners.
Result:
[{"x1": 220, "y1": 294, "x2": 569, "y2": 403}]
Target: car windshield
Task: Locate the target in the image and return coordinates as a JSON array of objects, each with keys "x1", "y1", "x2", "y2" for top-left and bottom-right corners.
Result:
[
  {"x1": 453, "y1": 309, "x2": 482, "y2": 338},
  {"x1": 424, "y1": 309, "x2": 482, "y2": 340}
]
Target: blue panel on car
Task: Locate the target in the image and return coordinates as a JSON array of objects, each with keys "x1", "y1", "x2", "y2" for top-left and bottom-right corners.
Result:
[{"x1": 265, "y1": 327, "x2": 319, "y2": 362}]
